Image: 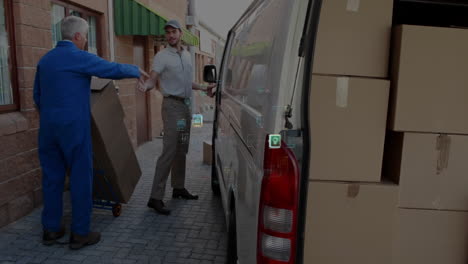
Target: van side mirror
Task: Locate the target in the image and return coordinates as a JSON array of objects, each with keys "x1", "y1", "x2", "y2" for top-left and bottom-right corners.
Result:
[{"x1": 204, "y1": 65, "x2": 217, "y2": 83}]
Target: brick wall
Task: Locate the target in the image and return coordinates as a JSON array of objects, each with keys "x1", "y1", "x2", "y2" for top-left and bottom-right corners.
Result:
[
  {"x1": 0, "y1": 0, "x2": 52, "y2": 228},
  {"x1": 114, "y1": 35, "x2": 138, "y2": 147}
]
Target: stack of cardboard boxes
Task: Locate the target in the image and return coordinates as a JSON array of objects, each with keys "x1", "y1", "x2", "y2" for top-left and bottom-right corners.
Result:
[
  {"x1": 387, "y1": 25, "x2": 468, "y2": 264},
  {"x1": 305, "y1": 1, "x2": 396, "y2": 263},
  {"x1": 305, "y1": 1, "x2": 468, "y2": 263}
]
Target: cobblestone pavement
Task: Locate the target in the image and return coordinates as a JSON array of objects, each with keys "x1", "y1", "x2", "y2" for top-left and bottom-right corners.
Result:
[{"x1": 0, "y1": 124, "x2": 227, "y2": 264}]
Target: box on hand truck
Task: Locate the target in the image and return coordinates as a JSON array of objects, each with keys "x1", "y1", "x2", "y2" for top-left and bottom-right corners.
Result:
[{"x1": 90, "y1": 78, "x2": 142, "y2": 217}]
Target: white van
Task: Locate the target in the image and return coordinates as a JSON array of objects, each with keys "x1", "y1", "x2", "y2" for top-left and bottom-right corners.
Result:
[
  {"x1": 204, "y1": 0, "x2": 468, "y2": 263},
  {"x1": 204, "y1": 0, "x2": 316, "y2": 262}
]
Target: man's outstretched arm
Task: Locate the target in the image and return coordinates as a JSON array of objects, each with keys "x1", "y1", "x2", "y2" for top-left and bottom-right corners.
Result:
[{"x1": 79, "y1": 52, "x2": 148, "y2": 83}]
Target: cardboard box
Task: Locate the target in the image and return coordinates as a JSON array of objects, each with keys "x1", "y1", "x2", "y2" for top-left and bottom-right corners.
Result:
[
  {"x1": 91, "y1": 78, "x2": 141, "y2": 203},
  {"x1": 313, "y1": 0, "x2": 393, "y2": 77},
  {"x1": 384, "y1": 132, "x2": 468, "y2": 211},
  {"x1": 309, "y1": 75, "x2": 389, "y2": 182},
  {"x1": 390, "y1": 25, "x2": 468, "y2": 134},
  {"x1": 303, "y1": 181, "x2": 398, "y2": 264},
  {"x1": 203, "y1": 140, "x2": 212, "y2": 165},
  {"x1": 393, "y1": 209, "x2": 468, "y2": 264}
]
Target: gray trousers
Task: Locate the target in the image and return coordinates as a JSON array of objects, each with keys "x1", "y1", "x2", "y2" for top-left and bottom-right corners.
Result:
[{"x1": 151, "y1": 97, "x2": 191, "y2": 200}]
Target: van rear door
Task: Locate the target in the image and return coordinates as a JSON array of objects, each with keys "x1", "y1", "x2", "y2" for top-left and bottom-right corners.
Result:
[{"x1": 295, "y1": 0, "x2": 322, "y2": 263}]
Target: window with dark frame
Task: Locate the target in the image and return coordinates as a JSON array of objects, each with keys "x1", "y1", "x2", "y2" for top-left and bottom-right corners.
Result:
[
  {"x1": 0, "y1": 0, "x2": 18, "y2": 113},
  {"x1": 51, "y1": 1, "x2": 102, "y2": 56}
]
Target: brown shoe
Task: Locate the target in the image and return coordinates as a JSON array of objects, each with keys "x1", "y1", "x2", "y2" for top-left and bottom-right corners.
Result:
[
  {"x1": 147, "y1": 198, "x2": 171, "y2": 215},
  {"x1": 172, "y1": 188, "x2": 199, "y2": 200},
  {"x1": 69, "y1": 231, "x2": 101, "y2": 250},
  {"x1": 42, "y1": 227, "x2": 66, "y2": 246}
]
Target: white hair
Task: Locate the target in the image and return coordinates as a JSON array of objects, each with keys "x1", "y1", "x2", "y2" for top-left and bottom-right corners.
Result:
[{"x1": 61, "y1": 16, "x2": 89, "y2": 40}]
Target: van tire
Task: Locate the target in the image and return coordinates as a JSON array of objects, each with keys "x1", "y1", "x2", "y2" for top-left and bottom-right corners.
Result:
[
  {"x1": 211, "y1": 163, "x2": 221, "y2": 196},
  {"x1": 226, "y1": 209, "x2": 237, "y2": 264}
]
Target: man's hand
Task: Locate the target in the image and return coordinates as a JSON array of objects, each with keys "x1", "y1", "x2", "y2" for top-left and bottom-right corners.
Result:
[
  {"x1": 137, "y1": 81, "x2": 148, "y2": 93},
  {"x1": 207, "y1": 83, "x2": 217, "y2": 98},
  {"x1": 138, "y1": 68, "x2": 150, "y2": 92},
  {"x1": 139, "y1": 68, "x2": 149, "y2": 82}
]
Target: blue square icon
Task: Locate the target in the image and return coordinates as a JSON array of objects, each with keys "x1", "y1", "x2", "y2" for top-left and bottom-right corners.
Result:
[{"x1": 192, "y1": 114, "x2": 203, "y2": 128}]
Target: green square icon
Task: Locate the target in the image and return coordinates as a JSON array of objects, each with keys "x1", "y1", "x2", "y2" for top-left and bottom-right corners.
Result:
[{"x1": 269, "y1": 134, "x2": 281, "y2": 149}]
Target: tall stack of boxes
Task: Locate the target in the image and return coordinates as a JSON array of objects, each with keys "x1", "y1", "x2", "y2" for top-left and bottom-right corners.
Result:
[
  {"x1": 304, "y1": 1, "x2": 468, "y2": 263},
  {"x1": 386, "y1": 25, "x2": 468, "y2": 264},
  {"x1": 305, "y1": 0, "x2": 396, "y2": 263}
]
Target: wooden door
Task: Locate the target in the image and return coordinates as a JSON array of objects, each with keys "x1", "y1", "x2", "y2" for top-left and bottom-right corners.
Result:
[
  {"x1": 151, "y1": 45, "x2": 164, "y2": 138},
  {"x1": 134, "y1": 36, "x2": 149, "y2": 145}
]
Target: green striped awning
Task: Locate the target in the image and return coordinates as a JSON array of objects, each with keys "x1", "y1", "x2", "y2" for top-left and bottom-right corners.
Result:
[{"x1": 114, "y1": 0, "x2": 199, "y2": 46}]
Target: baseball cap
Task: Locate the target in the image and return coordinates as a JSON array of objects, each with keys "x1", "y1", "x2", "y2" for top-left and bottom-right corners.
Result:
[{"x1": 164, "y1": 20, "x2": 181, "y2": 30}]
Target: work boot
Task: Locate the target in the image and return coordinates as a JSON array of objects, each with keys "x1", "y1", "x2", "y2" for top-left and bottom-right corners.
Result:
[
  {"x1": 69, "y1": 231, "x2": 101, "y2": 250},
  {"x1": 147, "y1": 198, "x2": 171, "y2": 215},
  {"x1": 172, "y1": 188, "x2": 199, "y2": 200},
  {"x1": 42, "y1": 227, "x2": 66, "y2": 246}
]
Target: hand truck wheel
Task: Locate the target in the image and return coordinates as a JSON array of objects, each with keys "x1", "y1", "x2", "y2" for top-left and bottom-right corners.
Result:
[{"x1": 112, "y1": 203, "x2": 122, "y2": 217}]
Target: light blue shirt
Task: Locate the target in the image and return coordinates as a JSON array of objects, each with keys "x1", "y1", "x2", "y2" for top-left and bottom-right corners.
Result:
[{"x1": 152, "y1": 46, "x2": 193, "y2": 98}]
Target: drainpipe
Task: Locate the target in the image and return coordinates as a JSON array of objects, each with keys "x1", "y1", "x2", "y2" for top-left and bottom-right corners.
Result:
[{"x1": 108, "y1": 0, "x2": 115, "y2": 61}]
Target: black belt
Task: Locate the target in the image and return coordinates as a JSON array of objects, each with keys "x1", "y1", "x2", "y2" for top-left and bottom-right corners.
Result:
[{"x1": 165, "y1": 95, "x2": 187, "y2": 102}]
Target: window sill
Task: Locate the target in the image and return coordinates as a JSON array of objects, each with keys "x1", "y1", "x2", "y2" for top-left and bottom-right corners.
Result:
[{"x1": 0, "y1": 112, "x2": 29, "y2": 136}]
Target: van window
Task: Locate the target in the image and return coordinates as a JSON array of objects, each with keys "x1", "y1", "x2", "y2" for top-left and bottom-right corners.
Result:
[
  {"x1": 221, "y1": 0, "x2": 295, "y2": 135},
  {"x1": 0, "y1": 0, "x2": 18, "y2": 112},
  {"x1": 219, "y1": 32, "x2": 235, "y2": 96}
]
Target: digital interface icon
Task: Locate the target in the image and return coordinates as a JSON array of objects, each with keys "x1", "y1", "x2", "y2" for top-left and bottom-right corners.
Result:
[
  {"x1": 177, "y1": 119, "x2": 186, "y2": 131},
  {"x1": 192, "y1": 114, "x2": 203, "y2": 128},
  {"x1": 269, "y1": 134, "x2": 281, "y2": 149}
]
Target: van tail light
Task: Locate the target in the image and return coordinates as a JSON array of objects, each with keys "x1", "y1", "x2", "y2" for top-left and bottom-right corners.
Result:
[{"x1": 258, "y1": 136, "x2": 300, "y2": 264}]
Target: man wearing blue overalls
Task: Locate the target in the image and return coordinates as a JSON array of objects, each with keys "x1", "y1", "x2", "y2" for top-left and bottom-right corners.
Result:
[{"x1": 34, "y1": 16, "x2": 148, "y2": 250}]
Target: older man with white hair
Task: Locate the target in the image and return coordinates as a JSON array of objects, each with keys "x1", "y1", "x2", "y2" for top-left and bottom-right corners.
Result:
[{"x1": 34, "y1": 16, "x2": 148, "y2": 250}]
